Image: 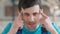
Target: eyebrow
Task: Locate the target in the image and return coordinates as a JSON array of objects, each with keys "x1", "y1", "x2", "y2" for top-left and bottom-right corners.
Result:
[
  {"x1": 24, "y1": 13, "x2": 29, "y2": 14},
  {"x1": 33, "y1": 12, "x2": 39, "y2": 14},
  {"x1": 24, "y1": 13, "x2": 29, "y2": 15}
]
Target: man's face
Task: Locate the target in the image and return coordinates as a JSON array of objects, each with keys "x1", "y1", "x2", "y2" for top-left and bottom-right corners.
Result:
[{"x1": 20, "y1": 5, "x2": 42, "y2": 30}]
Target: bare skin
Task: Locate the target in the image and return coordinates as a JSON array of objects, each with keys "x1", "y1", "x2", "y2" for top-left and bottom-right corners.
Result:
[
  {"x1": 8, "y1": 12, "x2": 58, "y2": 34},
  {"x1": 39, "y1": 10, "x2": 58, "y2": 34},
  {"x1": 8, "y1": 14, "x2": 23, "y2": 34},
  {"x1": 8, "y1": 5, "x2": 58, "y2": 34}
]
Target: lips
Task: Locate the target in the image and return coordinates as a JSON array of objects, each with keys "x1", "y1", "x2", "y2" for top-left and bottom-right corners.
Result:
[{"x1": 28, "y1": 22, "x2": 35, "y2": 25}]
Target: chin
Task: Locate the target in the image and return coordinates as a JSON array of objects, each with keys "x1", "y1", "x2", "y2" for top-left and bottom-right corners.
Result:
[{"x1": 27, "y1": 24, "x2": 37, "y2": 30}]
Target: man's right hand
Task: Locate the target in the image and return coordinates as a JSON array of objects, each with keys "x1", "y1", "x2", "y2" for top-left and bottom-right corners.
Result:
[{"x1": 8, "y1": 14, "x2": 23, "y2": 34}]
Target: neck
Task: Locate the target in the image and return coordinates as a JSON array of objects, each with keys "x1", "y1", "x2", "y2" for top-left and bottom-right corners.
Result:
[{"x1": 24, "y1": 24, "x2": 39, "y2": 31}]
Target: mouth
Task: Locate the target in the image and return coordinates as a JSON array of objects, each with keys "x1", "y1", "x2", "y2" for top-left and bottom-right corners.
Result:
[
  {"x1": 28, "y1": 22, "x2": 36, "y2": 26},
  {"x1": 26, "y1": 22, "x2": 37, "y2": 30}
]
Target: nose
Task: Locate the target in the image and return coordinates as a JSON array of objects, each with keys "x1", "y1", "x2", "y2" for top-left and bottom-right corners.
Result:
[{"x1": 29, "y1": 15, "x2": 34, "y2": 22}]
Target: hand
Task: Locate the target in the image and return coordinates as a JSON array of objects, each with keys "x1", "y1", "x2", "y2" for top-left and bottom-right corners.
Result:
[
  {"x1": 39, "y1": 11, "x2": 58, "y2": 34},
  {"x1": 39, "y1": 11, "x2": 52, "y2": 28},
  {"x1": 14, "y1": 14, "x2": 23, "y2": 29},
  {"x1": 8, "y1": 14, "x2": 23, "y2": 34}
]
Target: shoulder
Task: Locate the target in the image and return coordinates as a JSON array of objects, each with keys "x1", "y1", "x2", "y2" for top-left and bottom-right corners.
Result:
[
  {"x1": 52, "y1": 22, "x2": 60, "y2": 33},
  {"x1": 2, "y1": 21, "x2": 13, "y2": 34}
]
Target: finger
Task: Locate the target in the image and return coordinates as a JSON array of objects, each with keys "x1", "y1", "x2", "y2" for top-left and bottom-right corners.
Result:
[
  {"x1": 17, "y1": 13, "x2": 23, "y2": 20},
  {"x1": 40, "y1": 10, "x2": 48, "y2": 19}
]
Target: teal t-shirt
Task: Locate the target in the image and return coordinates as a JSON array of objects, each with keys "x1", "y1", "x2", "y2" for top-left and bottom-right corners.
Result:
[
  {"x1": 22, "y1": 24, "x2": 42, "y2": 34},
  {"x1": 2, "y1": 21, "x2": 60, "y2": 34}
]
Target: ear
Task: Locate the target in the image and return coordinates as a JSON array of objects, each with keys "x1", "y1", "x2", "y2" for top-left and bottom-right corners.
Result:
[
  {"x1": 39, "y1": 14, "x2": 42, "y2": 20},
  {"x1": 17, "y1": 7, "x2": 20, "y2": 15},
  {"x1": 17, "y1": 10, "x2": 23, "y2": 16},
  {"x1": 41, "y1": 9, "x2": 43, "y2": 13},
  {"x1": 39, "y1": 9, "x2": 43, "y2": 19},
  {"x1": 18, "y1": 11, "x2": 21, "y2": 15},
  {"x1": 40, "y1": 9, "x2": 43, "y2": 13}
]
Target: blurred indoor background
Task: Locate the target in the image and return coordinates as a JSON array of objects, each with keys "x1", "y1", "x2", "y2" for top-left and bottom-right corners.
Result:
[{"x1": 0, "y1": 0, "x2": 60, "y2": 34}]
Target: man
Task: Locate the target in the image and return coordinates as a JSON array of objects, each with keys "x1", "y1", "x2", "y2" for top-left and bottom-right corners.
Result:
[{"x1": 2, "y1": 0, "x2": 60, "y2": 34}]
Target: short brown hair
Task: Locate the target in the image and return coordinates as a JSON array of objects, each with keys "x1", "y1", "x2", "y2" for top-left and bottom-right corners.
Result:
[{"x1": 18, "y1": 0, "x2": 42, "y2": 12}]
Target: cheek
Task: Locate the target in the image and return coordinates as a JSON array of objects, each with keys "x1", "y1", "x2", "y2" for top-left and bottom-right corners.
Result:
[
  {"x1": 36, "y1": 14, "x2": 42, "y2": 20},
  {"x1": 34, "y1": 14, "x2": 41, "y2": 21},
  {"x1": 22, "y1": 15, "x2": 28, "y2": 21},
  {"x1": 34, "y1": 16, "x2": 40, "y2": 21}
]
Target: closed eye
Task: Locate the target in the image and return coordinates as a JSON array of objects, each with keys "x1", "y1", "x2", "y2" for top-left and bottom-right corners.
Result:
[
  {"x1": 24, "y1": 13, "x2": 30, "y2": 16},
  {"x1": 33, "y1": 12, "x2": 38, "y2": 16}
]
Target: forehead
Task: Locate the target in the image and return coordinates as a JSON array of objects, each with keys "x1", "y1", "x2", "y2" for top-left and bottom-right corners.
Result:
[{"x1": 22, "y1": 5, "x2": 40, "y2": 13}]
